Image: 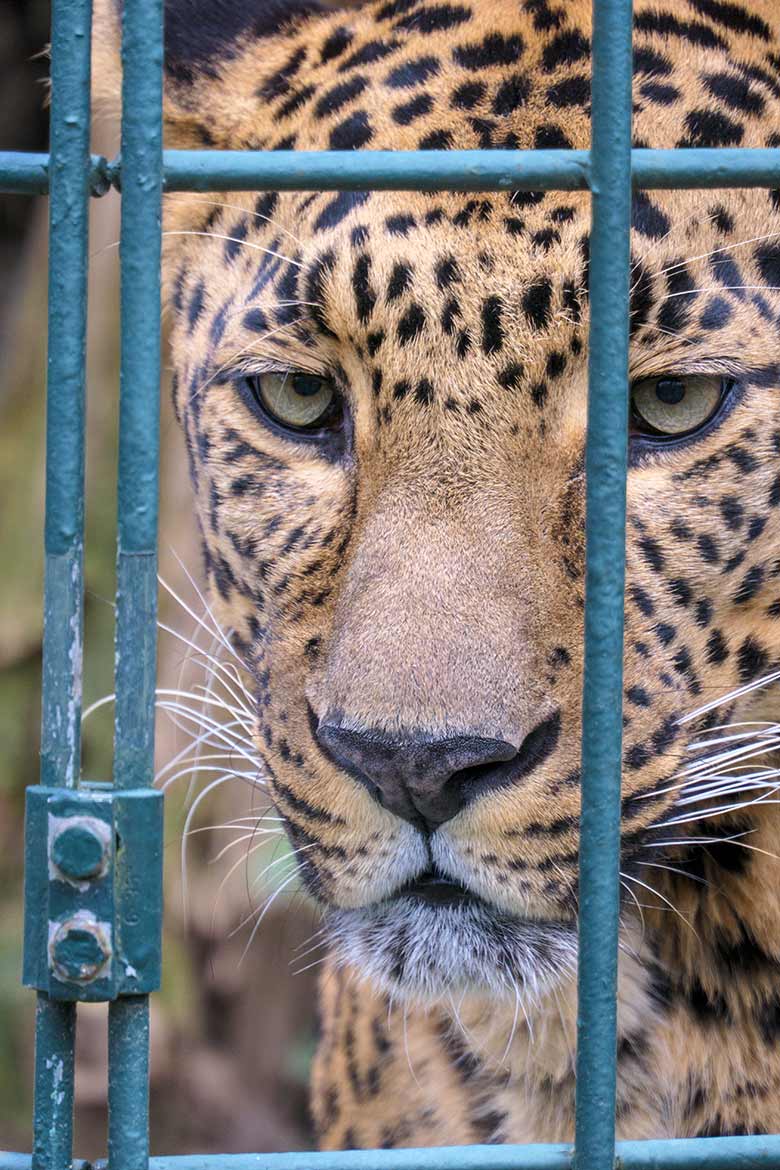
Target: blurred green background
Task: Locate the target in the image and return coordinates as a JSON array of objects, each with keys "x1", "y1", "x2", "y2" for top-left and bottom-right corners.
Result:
[{"x1": 0, "y1": 0, "x2": 319, "y2": 1155}]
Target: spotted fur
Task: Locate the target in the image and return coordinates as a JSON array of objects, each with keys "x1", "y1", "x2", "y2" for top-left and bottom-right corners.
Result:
[{"x1": 95, "y1": 0, "x2": 780, "y2": 1148}]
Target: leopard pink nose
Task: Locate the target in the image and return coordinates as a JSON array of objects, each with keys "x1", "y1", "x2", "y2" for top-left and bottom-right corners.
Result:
[{"x1": 316, "y1": 722, "x2": 530, "y2": 830}]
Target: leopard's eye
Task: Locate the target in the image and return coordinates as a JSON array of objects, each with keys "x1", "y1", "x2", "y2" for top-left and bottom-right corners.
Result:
[
  {"x1": 244, "y1": 372, "x2": 340, "y2": 432},
  {"x1": 630, "y1": 374, "x2": 728, "y2": 438}
]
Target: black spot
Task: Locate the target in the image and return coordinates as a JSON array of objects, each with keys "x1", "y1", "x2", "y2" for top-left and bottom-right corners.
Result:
[
  {"x1": 755, "y1": 242, "x2": 780, "y2": 286},
  {"x1": 435, "y1": 256, "x2": 461, "y2": 288},
  {"x1": 257, "y1": 45, "x2": 307, "y2": 101},
  {"x1": 689, "y1": 0, "x2": 771, "y2": 41},
  {"x1": 546, "y1": 74, "x2": 590, "y2": 107},
  {"x1": 498, "y1": 363, "x2": 524, "y2": 390},
  {"x1": 633, "y1": 10, "x2": 727, "y2": 50},
  {"x1": 385, "y1": 55, "x2": 441, "y2": 87},
  {"x1": 546, "y1": 351, "x2": 567, "y2": 379},
  {"x1": 415, "y1": 378, "x2": 434, "y2": 405},
  {"x1": 541, "y1": 29, "x2": 590, "y2": 72},
  {"x1": 397, "y1": 303, "x2": 425, "y2": 344},
  {"x1": 523, "y1": 279, "x2": 553, "y2": 329},
  {"x1": 243, "y1": 307, "x2": 268, "y2": 333},
  {"x1": 392, "y1": 93, "x2": 434, "y2": 124},
  {"x1": 669, "y1": 578, "x2": 692, "y2": 606},
  {"x1": 278, "y1": 83, "x2": 317, "y2": 118},
  {"x1": 441, "y1": 298, "x2": 460, "y2": 334},
  {"x1": 700, "y1": 296, "x2": 732, "y2": 330},
  {"x1": 393, "y1": 379, "x2": 410, "y2": 401},
  {"x1": 314, "y1": 76, "x2": 369, "y2": 119},
  {"x1": 681, "y1": 109, "x2": 744, "y2": 148},
  {"x1": 329, "y1": 110, "x2": 373, "y2": 150},
  {"x1": 394, "y1": 5, "x2": 472, "y2": 33},
  {"x1": 451, "y1": 80, "x2": 486, "y2": 109},
  {"x1": 321, "y1": 26, "x2": 354, "y2": 64},
  {"x1": 640, "y1": 80, "x2": 680, "y2": 105},
  {"x1": 631, "y1": 192, "x2": 671, "y2": 240},
  {"x1": 703, "y1": 70, "x2": 765, "y2": 115},
  {"x1": 224, "y1": 217, "x2": 248, "y2": 263},
  {"x1": 626, "y1": 686, "x2": 651, "y2": 708},
  {"x1": 693, "y1": 596, "x2": 713, "y2": 631},
  {"x1": 339, "y1": 39, "x2": 402, "y2": 71},
  {"x1": 314, "y1": 191, "x2": 370, "y2": 233},
  {"x1": 453, "y1": 33, "x2": 525, "y2": 70},
  {"x1": 705, "y1": 628, "x2": 729, "y2": 665},
  {"x1": 367, "y1": 330, "x2": 385, "y2": 356},
  {"x1": 534, "y1": 123, "x2": 573, "y2": 149},
  {"x1": 639, "y1": 536, "x2": 665, "y2": 572},
  {"x1": 352, "y1": 254, "x2": 376, "y2": 323},
  {"x1": 386, "y1": 262, "x2": 413, "y2": 302},
  {"x1": 386, "y1": 214, "x2": 416, "y2": 236},
  {"x1": 737, "y1": 636, "x2": 769, "y2": 681},
  {"x1": 633, "y1": 46, "x2": 673, "y2": 77},
  {"x1": 734, "y1": 564, "x2": 765, "y2": 604},
  {"x1": 697, "y1": 534, "x2": 720, "y2": 564},
  {"x1": 719, "y1": 495, "x2": 744, "y2": 530},
  {"x1": 481, "y1": 296, "x2": 504, "y2": 354},
  {"x1": 188, "y1": 281, "x2": 206, "y2": 331},
  {"x1": 492, "y1": 74, "x2": 531, "y2": 115},
  {"x1": 418, "y1": 129, "x2": 454, "y2": 149}
]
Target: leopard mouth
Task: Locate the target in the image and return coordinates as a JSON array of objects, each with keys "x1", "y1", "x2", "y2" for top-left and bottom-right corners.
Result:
[
  {"x1": 328, "y1": 867, "x2": 577, "y2": 1002},
  {"x1": 394, "y1": 867, "x2": 479, "y2": 907}
]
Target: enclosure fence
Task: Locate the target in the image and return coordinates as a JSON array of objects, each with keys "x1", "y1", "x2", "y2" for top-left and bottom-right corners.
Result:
[{"x1": 1, "y1": 0, "x2": 780, "y2": 1167}]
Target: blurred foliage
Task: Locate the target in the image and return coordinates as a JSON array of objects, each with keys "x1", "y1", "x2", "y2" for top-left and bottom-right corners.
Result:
[{"x1": 0, "y1": 1, "x2": 318, "y2": 1156}]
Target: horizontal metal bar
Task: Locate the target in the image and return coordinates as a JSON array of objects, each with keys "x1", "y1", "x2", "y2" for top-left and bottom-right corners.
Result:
[
  {"x1": 0, "y1": 152, "x2": 111, "y2": 196},
  {"x1": 3, "y1": 148, "x2": 780, "y2": 196},
  {"x1": 5, "y1": 1135, "x2": 780, "y2": 1170}
]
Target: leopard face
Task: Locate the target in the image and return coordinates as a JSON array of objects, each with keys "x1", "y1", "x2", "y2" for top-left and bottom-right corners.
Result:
[{"x1": 96, "y1": 0, "x2": 780, "y2": 1007}]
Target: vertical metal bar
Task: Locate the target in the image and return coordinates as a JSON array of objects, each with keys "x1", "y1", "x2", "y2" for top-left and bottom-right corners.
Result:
[
  {"x1": 108, "y1": 997, "x2": 151, "y2": 1170},
  {"x1": 33, "y1": 0, "x2": 92, "y2": 1164},
  {"x1": 108, "y1": 0, "x2": 163, "y2": 1167},
  {"x1": 40, "y1": 0, "x2": 93, "y2": 791},
  {"x1": 112, "y1": 0, "x2": 164, "y2": 793},
  {"x1": 31, "y1": 997, "x2": 76, "y2": 1170},
  {"x1": 574, "y1": 1, "x2": 634, "y2": 1169}
]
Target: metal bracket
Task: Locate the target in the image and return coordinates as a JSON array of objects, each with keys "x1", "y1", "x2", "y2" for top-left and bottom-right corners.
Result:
[{"x1": 23, "y1": 785, "x2": 163, "y2": 1002}]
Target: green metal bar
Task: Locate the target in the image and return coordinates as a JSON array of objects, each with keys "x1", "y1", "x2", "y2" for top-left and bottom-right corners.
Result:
[
  {"x1": 8, "y1": 1134, "x2": 780, "y2": 1170},
  {"x1": 32, "y1": 0, "x2": 93, "y2": 1163},
  {"x1": 40, "y1": 0, "x2": 93, "y2": 793},
  {"x1": 108, "y1": 998, "x2": 151, "y2": 1170},
  {"x1": 157, "y1": 147, "x2": 780, "y2": 191},
  {"x1": 7, "y1": 148, "x2": 780, "y2": 197},
  {"x1": 112, "y1": 0, "x2": 163, "y2": 791},
  {"x1": 31, "y1": 996, "x2": 76, "y2": 1170},
  {"x1": 574, "y1": 0, "x2": 633, "y2": 1168},
  {"x1": 107, "y1": 0, "x2": 163, "y2": 1164}
]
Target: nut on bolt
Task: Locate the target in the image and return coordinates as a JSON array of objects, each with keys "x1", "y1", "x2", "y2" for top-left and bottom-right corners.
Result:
[
  {"x1": 51, "y1": 816, "x2": 109, "y2": 882},
  {"x1": 49, "y1": 912, "x2": 112, "y2": 984}
]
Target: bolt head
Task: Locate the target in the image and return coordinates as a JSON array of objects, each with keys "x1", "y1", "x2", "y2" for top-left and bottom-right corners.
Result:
[
  {"x1": 51, "y1": 822, "x2": 106, "y2": 881},
  {"x1": 50, "y1": 918, "x2": 111, "y2": 983}
]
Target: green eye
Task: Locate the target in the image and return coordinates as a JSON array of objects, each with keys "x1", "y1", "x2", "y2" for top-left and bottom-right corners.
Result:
[
  {"x1": 631, "y1": 374, "x2": 727, "y2": 438},
  {"x1": 245, "y1": 371, "x2": 340, "y2": 432}
]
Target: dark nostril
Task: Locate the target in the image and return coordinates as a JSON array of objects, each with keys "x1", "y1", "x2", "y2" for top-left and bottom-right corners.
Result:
[{"x1": 315, "y1": 719, "x2": 519, "y2": 829}]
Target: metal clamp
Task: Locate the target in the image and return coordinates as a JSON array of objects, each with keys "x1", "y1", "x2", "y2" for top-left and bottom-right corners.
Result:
[{"x1": 23, "y1": 785, "x2": 163, "y2": 1002}]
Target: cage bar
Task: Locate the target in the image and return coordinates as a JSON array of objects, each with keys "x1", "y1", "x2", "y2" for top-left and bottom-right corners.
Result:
[
  {"x1": 8, "y1": 148, "x2": 780, "y2": 198},
  {"x1": 574, "y1": 1, "x2": 634, "y2": 1169},
  {"x1": 106, "y1": 0, "x2": 164, "y2": 1166},
  {"x1": 31, "y1": 0, "x2": 94, "y2": 1165}
]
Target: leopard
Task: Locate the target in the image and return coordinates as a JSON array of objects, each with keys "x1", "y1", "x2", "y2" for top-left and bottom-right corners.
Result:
[{"x1": 93, "y1": 0, "x2": 780, "y2": 1150}]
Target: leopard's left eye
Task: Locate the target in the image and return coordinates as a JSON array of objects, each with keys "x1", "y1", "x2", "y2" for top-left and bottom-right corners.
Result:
[
  {"x1": 243, "y1": 371, "x2": 341, "y2": 433},
  {"x1": 630, "y1": 374, "x2": 731, "y2": 438}
]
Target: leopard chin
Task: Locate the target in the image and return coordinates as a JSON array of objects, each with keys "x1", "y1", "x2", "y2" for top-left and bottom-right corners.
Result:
[{"x1": 328, "y1": 870, "x2": 578, "y2": 1003}]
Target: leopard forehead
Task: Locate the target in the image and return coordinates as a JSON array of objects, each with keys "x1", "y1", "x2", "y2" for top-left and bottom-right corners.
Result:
[{"x1": 145, "y1": 0, "x2": 780, "y2": 952}]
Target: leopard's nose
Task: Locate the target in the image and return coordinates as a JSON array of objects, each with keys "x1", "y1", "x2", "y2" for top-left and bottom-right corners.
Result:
[{"x1": 315, "y1": 722, "x2": 519, "y2": 829}]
